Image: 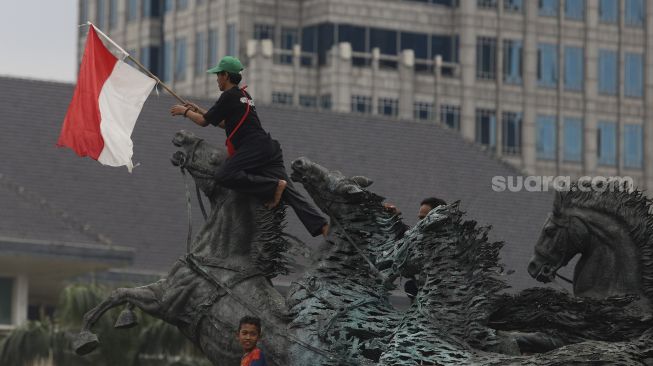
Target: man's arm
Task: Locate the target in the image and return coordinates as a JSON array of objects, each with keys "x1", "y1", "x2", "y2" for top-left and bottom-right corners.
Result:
[{"x1": 170, "y1": 105, "x2": 210, "y2": 127}]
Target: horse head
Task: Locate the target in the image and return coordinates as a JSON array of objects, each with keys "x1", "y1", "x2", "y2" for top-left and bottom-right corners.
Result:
[
  {"x1": 290, "y1": 157, "x2": 375, "y2": 217},
  {"x1": 527, "y1": 191, "x2": 588, "y2": 284},
  {"x1": 528, "y1": 184, "x2": 651, "y2": 300},
  {"x1": 171, "y1": 130, "x2": 228, "y2": 203}
]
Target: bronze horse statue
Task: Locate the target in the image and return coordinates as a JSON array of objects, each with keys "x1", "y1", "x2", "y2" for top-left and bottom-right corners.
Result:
[
  {"x1": 380, "y1": 203, "x2": 653, "y2": 365},
  {"x1": 528, "y1": 183, "x2": 653, "y2": 308},
  {"x1": 72, "y1": 131, "x2": 293, "y2": 365}
]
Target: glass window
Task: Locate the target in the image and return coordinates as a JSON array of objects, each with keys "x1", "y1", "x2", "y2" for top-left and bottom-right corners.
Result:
[
  {"x1": 227, "y1": 23, "x2": 237, "y2": 56},
  {"x1": 440, "y1": 105, "x2": 460, "y2": 129},
  {"x1": 0, "y1": 278, "x2": 12, "y2": 325},
  {"x1": 504, "y1": 0, "x2": 523, "y2": 12},
  {"x1": 109, "y1": 0, "x2": 117, "y2": 28},
  {"x1": 164, "y1": 41, "x2": 173, "y2": 83},
  {"x1": 320, "y1": 94, "x2": 332, "y2": 110},
  {"x1": 502, "y1": 112, "x2": 522, "y2": 154},
  {"x1": 338, "y1": 24, "x2": 367, "y2": 66},
  {"x1": 195, "y1": 32, "x2": 205, "y2": 76},
  {"x1": 564, "y1": 117, "x2": 583, "y2": 162},
  {"x1": 280, "y1": 27, "x2": 298, "y2": 65},
  {"x1": 597, "y1": 121, "x2": 617, "y2": 166},
  {"x1": 536, "y1": 115, "x2": 557, "y2": 160},
  {"x1": 432, "y1": 0, "x2": 456, "y2": 5},
  {"x1": 128, "y1": 0, "x2": 138, "y2": 21},
  {"x1": 432, "y1": 34, "x2": 458, "y2": 63},
  {"x1": 299, "y1": 95, "x2": 317, "y2": 108},
  {"x1": 140, "y1": 46, "x2": 150, "y2": 70},
  {"x1": 477, "y1": 37, "x2": 497, "y2": 80},
  {"x1": 538, "y1": 43, "x2": 558, "y2": 88},
  {"x1": 539, "y1": 0, "x2": 559, "y2": 17},
  {"x1": 625, "y1": 53, "x2": 643, "y2": 97},
  {"x1": 378, "y1": 98, "x2": 399, "y2": 117},
  {"x1": 301, "y1": 26, "x2": 316, "y2": 66},
  {"x1": 317, "y1": 23, "x2": 335, "y2": 66},
  {"x1": 503, "y1": 39, "x2": 522, "y2": 84},
  {"x1": 401, "y1": 32, "x2": 428, "y2": 59},
  {"x1": 564, "y1": 46, "x2": 583, "y2": 91},
  {"x1": 208, "y1": 29, "x2": 218, "y2": 68},
  {"x1": 143, "y1": 0, "x2": 161, "y2": 18},
  {"x1": 176, "y1": 0, "x2": 188, "y2": 11},
  {"x1": 599, "y1": 0, "x2": 618, "y2": 23},
  {"x1": 96, "y1": 0, "x2": 105, "y2": 29},
  {"x1": 338, "y1": 24, "x2": 366, "y2": 52},
  {"x1": 370, "y1": 28, "x2": 397, "y2": 55},
  {"x1": 565, "y1": 0, "x2": 584, "y2": 20},
  {"x1": 351, "y1": 95, "x2": 372, "y2": 114},
  {"x1": 402, "y1": 32, "x2": 429, "y2": 72},
  {"x1": 174, "y1": 37, "x2": 187, "y2": 82},
  {"x1": 624, "y1": 124, "x2": 643, "y2": 168},
  {"x1": 272, "y1": 92, "x2": 293, "y2": 105},
  {"x1": 625, "y1": 0, "x2": 645, "y2": 26},
  {"x1": 414, "y1": 102, "x2": 433, "y2": 121},
  {"x1": 80, "y1": 0, "x2": 88, "y2": 24},
  {"x1": 476, "y1": 108, "x2": 497, "y2": 148},
  {"x1": 598, "y1": 49, "x2": 617, "y2": 95},
  {"x1": 254, "y1": 24, "x2": 275, "y2": 40},
  {"x1": 477, "y1": 0, "x2": 497, "y2": 9},
  {"x1": 149, "y1": 46, "x2": 160, "y2": 76},
  {"x1": 371, "y1": 28, "x2": 398, "y2": 68},
  {"x1": 164, "y1": 0, "x2": 173, "y2": 12}
]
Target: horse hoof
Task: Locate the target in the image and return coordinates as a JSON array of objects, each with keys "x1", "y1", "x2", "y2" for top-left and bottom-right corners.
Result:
[
  {"x1": 114, "y1": 308, "x2": 138, "y2": 329},
  {"x1": 72, "y1": 330, "x2": 99, "y2": 355}
]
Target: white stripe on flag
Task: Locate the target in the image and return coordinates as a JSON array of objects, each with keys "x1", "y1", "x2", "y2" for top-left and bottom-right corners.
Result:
[{"x1": 97, "y1": 60, "x2": 156, "y2": 171}]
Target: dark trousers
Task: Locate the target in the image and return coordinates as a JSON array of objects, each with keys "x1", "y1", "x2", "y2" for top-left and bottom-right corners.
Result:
[{"x1": 215, "y1": 137, "x2": 328, "y2": 237}]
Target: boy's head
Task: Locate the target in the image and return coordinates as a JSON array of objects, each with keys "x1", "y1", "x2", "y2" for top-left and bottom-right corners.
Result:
[{"x1": 237, "y1": 316, "x2": 262, "y2": 352}]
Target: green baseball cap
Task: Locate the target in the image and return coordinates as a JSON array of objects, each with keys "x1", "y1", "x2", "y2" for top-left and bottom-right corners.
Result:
[{"x1": 207, "y1": 56, "x2": 244, "y2": 74}]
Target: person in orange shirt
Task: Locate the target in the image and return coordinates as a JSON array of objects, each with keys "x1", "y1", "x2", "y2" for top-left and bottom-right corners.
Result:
[{"x1": 237, "y1": 316, "x2": 267, "y2": 366}]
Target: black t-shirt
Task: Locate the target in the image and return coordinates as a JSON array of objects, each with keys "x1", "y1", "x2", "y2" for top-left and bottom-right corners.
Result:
[{"x1": 203, "y1": 86, "x2": 269, "y2": 149}]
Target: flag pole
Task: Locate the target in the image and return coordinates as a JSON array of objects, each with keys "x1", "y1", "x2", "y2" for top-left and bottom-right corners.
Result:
[
  {"x1": 87, "y1": 22, "x2": 189, "y2": 105},
  {"x1": 124, "y1": 54, "x2": 188, "y2": 105}
]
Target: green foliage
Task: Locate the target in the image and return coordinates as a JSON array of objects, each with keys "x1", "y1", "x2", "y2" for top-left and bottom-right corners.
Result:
[{"x1": 0, "y1": 284, "x2": 208, "y2": 366}]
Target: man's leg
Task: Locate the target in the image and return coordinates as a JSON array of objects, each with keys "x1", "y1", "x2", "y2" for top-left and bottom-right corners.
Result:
[
  {"x1": 258, "y1": 144, "x2": 328, "y2": 237},
  {"x1": 214, "y1": 144, "x2": 279, "y2": 200},
  {"x1": 281, "y1": 179, "x2": 329, "y2": 237}
]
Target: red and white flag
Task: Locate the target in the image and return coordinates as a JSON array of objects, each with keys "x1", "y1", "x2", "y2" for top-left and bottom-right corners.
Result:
[{"x1": 57, "y1": 24, "x2": 155, "y2": 172}]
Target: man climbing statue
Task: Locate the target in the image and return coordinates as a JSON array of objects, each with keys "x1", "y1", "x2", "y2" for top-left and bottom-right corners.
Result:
[{"x1": 170, "y1": 56, "x2": 328, "y2": 237}]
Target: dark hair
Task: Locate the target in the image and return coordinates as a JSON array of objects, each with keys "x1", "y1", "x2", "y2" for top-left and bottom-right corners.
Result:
[
  {"x1": 420, "y1": 197, "x2": 446, "y2": 209},
  {"x1": 219, "y1": 71, "x2": 242, "y2": 85},
  {"x1": 238, "y1": 316, "x2": 261, "y2": 333}
]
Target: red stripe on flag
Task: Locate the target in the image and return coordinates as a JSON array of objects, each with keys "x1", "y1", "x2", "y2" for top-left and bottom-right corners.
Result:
[{"x1": 57, "y1": 26, "x2": 118, "y2": 160}]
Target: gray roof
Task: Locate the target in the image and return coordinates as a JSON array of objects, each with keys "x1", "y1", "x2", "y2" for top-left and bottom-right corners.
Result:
[{"x1": 0, "y1": 76, "x2": 567, "y2": 291}]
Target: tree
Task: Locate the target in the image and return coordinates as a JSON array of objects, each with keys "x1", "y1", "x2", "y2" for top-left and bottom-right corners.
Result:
[{"x1": 0, "y1": 284, "x2": 212, "y2": 366}]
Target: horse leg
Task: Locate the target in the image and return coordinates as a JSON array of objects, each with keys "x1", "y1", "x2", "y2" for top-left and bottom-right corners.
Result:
[{"x1": 73, "y1": 283, "x2": 163, "y2": 355}]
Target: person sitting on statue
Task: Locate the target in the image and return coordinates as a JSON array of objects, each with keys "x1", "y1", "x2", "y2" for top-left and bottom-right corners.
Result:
[
  {"x1": 237, "y1": 316, "x2": 268, "y2": 366},
  {"x1": 170, "y1": 56, "x2": 328, "y2": 238},
  {"x1": 384, "y1": 196, "x2": 447, "y2": 303}
]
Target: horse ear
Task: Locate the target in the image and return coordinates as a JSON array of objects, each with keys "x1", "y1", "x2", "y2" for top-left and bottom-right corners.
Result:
[
  {"x1": 341, "y1": 185, "x2": 363, "y2": 196},
  {"x1": 351, "y1": 176, "x2": 373, "y2": 188},
  {"x1": 553, "y1": 190, "x2": 563, "y2": 214}
]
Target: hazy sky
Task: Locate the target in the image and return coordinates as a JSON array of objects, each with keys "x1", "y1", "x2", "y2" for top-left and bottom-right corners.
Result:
[{"x1": 0, "y1": 1, "x2": 78, "y2": 83}]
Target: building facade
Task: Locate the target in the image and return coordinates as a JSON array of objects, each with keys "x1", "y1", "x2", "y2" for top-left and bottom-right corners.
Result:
[{"x1": 78, "y1": 0, "x2": 652, "y2": 190}]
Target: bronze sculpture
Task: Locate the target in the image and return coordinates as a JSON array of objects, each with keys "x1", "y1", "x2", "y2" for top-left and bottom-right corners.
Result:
[{"x1": 73, "y1": 133, "x2": 653, "y2": 365}]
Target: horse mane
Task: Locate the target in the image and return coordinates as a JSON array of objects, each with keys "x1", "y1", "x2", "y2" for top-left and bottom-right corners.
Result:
[
  {"x1": 250, "y1": 205, "x2": 292, "y2": 279},
  {"x1": 398, "y1": 202, "x2": 508, "y2": 352},
  {"x1": 555, "y1": 183, "x2": 653, "y2": 301}
]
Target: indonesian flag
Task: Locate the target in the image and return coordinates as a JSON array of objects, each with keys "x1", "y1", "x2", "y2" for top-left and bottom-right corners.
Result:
[{"x1": 57, "y1": 25, "x2": 155, "y2": 172}]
